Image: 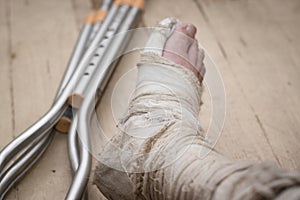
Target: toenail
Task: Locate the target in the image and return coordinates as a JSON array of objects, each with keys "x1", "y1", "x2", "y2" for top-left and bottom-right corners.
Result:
[{"x1": 186, "y1": 24, "x2": 196, "y2": 36}]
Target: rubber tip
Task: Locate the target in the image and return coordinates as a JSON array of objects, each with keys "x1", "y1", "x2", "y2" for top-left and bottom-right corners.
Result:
[
  {"x1": 68, "y1": 93, "x2": 84, "y2": 109},
  {"x1": 133, "y1": 0, "x2": 144, "y2": 10},
  {"x1": 55, "y1": 117, "x2": 71, "y2": 133},
  {"x1": 94, "y1": 9, "x2": 107, "y2": 23},
  {"x1": 85, "y1": 13, "x2": 95, "y2": 24}
]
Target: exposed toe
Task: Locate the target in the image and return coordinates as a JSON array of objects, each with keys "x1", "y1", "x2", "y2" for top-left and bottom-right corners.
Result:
[
  {"x1": 185, "y1": 24, "x2": 197, "y2": 38},
  {"x1": 162, "y1": 22, "x2": 205, "y2": 83}
]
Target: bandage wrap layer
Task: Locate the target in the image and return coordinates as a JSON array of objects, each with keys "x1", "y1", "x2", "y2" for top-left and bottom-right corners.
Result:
[{"x1": 94, "y1": 18, "x2": 300, "y2": 200}]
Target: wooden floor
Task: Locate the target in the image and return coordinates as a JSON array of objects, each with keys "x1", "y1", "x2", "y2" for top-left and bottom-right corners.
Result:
[{"x1": 1, "y1": 0, "x2": 300, "y2": 199}]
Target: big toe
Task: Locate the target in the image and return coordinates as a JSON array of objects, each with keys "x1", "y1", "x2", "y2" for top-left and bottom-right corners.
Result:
[{"x1": 162, "y1": 23, "x2": 205, "y2": 83}]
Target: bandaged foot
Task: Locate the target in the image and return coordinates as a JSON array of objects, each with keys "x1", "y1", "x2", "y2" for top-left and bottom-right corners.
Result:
[{"x1": 94, "y1": 18, "x2": 300, "y2": 200}]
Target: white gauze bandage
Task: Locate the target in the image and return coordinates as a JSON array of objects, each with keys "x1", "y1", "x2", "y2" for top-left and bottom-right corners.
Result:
[{"x1": 94, "y1": 17, "x2": 205, "y2": 199}]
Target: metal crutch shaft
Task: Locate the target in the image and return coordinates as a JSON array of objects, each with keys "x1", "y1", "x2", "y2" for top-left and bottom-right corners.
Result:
[
  {"x1": 65, "y1": 2, "x2": 133, "y2": 199},
  {"x1": 67, "y1": 0, "x2": 120, "y2": 173},
  {"x1": 0, "y1": 135, "x2": 53, "y2": 200},
  {"x1": 55, "y1": 14, "x2": 95, "y2": 133},
  {"x1": 67, "y1": 1, "x2": 115, "y2": 174},
  {"x1": 65, "y1": 1, "x2": 144, "y2": 199}
]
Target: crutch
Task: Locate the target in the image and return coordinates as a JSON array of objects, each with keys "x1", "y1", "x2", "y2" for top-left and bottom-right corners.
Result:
[
  {"x1": 0, "y1": 0, "x2": 115, "y2": 177},
  {"x1": 66, "y1": 1, "x2": 144, "y2": 199},
  {"x1": 67, "y1": 0, "x2": 125, "y2": 174},
  {"x1": 0, "y1": 1, "x2": 111, "y2": 198}
]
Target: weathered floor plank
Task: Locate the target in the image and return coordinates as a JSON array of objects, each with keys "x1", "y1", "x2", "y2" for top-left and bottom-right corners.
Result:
[
  {"x1": 193, "y1": 0, "x2": 300, "y2": 169},
  {"x1": 0, "y1": 0, "x2": 13, "y2": 149}
]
